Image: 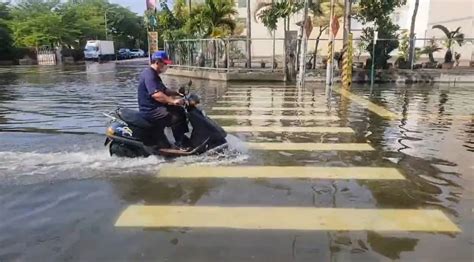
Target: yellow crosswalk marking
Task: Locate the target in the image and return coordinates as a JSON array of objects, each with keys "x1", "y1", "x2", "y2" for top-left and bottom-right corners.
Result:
[
  {"x1": 246, "y1": 142, "x2": 374, "y2": 151},
  {"x1": 333, "y1": 88, "x2": 399, "y2": 119},
  {"x1": 159, "y1": 166, "x2": 405, "y2": 180},
  {"x1": 224, "y1": 126, "x2": 353, "y2": 133},
  {"x1": 115, "y1": 206, "x2": 460, "y2": 232},
  {"x1": 212, "y1": 107, "x2": 327, "y2": 112},
  {"x1": 208, "y1": 115, "x2": 339, "y2": 121},
  {"x1": 217, "y1": 101, "x2": 323, "y2": 105},
  {"x1": 222, "y1": 95, "x2": 317, "y2": 99}
]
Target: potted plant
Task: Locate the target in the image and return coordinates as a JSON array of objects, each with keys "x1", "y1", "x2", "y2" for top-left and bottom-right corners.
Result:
[
  {"x1": 260, "y1": 60, "x2": 266, "y2": 68},
  {"x1": 432, "y1": 25, "x2": 465, "y2": 69}
]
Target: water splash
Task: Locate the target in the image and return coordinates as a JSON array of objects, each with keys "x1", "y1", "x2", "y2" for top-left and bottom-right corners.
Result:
[{"x1": 0, "y1": 139, "x2": 248, "y2": 185}]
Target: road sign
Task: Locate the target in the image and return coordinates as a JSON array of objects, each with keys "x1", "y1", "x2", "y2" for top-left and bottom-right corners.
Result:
[
  {"x1": 331, "y1": 16, "x2": 340, "y2": 37},
  {"x1": 148, "y1": 31, "x2": 158, "y2": 55},
  {"x1": 304, "y1": 17, "x2": 313, "y2": 38}
]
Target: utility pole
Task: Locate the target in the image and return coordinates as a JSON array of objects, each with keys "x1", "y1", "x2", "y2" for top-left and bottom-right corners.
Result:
[
  {"x1": 297, "y1": 0, "x2": 310, "y2": 88},
  {"x1": 325, "y1": 0, "x2": 336, "y2": 89},
  {"x1": 104, "y1": 11, "x2": 108, "y2": 40},
  {"x1": 341, "y1": 0, "x2": 353, "y2": 90},
  {"x1": 342, "y1": 0, "x2": 352, "y2": 43},
  {"x1": 246, "y1": 0, "x2": 252, "y2": 68}
]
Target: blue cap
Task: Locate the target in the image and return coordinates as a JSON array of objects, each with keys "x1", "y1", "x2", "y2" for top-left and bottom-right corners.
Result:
[{"x1": 151, "y1": 51, "x2": 172, "y2": 64}]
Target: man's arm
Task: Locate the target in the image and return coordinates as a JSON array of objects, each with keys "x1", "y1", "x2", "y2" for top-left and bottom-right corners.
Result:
[
  {"x1": 144, "y1": 70, "x2": 182, "y2": 105},
  {"x1": 152, "y1": 91, "x2": 182, "y2": 105}
]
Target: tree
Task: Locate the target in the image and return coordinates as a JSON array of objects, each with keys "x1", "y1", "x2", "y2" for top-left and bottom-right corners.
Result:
[
  {"x1": 407, "y1": 0, "x2": 419, "y2": 67},
  {"x1": 309, "y1": 0, "x2": 346, "y2": 69},
  {"x1": 0, "y1": 2, "x2": 14, "y2": 59},
  {"x1": 7, "y1": 0, "x2": 146, "y2": 51},
  {"x1": 356, "y1": 0, "x2": 407, "y2": 69},
  {"x1": 432, "y1": 25, "x2": 464, "y2": 64},
  {"x1": 9, "y1": 0, "x2": 74, "y2": 48}
]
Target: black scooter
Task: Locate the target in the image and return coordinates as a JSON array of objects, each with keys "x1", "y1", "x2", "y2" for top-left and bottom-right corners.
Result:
[{"x1": 103, "y1": 82, "x2": 227, "y2": 158}]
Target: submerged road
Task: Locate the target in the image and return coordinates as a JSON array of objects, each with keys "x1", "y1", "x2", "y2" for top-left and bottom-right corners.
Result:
[{"x1": 0, "y1": 62, "x2": 473, "y2": 261}]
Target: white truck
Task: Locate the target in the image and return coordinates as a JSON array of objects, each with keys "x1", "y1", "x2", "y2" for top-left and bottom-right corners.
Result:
[{"x1": 83, "y1": 40, "x2": 115, "y2": 61}]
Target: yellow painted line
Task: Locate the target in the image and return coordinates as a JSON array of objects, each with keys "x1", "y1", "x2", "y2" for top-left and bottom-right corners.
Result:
[
  {"x1": 246, "y1": 142, "x2": 374, "y2": 151},
  {"x1": 333, "y1": 88, "x2": 399, "y2": 119},
  {"x1": 222, "y1": 95, "x2": 316, "y2": 99},
  {"x1": 159, "y1": 166, "x2": 405, "y2": 180},
  {"x1": 208, "y1": 115, "x2": 339, "y2": 121},
  {"x1": 217, "y1": 100, "x2": 323, "y2": 105},
  {"x1": 224, "y1": 126, "x2": 353, "y2": 133},
  {"x1": 409, "y1": 115, "x2": 473, "y2": 121},
  {"x1": 212, "y1": 107, "x2": 327, "y2": 112},
  {"x1": 115, "y1": 206, "x2": 460, "y2": 232},
  {"x1": 88, "y1": 70, "x2": 116, "y2": 75}
]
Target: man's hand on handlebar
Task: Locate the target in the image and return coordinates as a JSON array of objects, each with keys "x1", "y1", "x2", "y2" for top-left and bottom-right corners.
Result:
[{"x1": 171, "y1": 98, "x2": 185, "y2": 106}]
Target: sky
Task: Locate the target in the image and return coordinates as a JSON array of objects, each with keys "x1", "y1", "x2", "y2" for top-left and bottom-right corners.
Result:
[{"x1": 110, "y1": 0, "x2": 174, "y2": 14}]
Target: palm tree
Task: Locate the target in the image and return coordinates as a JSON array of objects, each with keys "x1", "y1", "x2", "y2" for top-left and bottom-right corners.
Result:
[
  {"x1": 189, "y1": 0, "x2": 237, "y2": 67},
  {"x1": 200, "y1": 0, "x2": 238, "y2": 37},
  {"x1": 254, "y1": 0, "x2": 303, "y2": 79},
  {"x1": 432, "y1": 25, "x2": 465, "y2": 64}
]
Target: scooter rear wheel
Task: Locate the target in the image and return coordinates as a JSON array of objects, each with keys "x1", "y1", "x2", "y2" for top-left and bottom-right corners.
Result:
[{"x1": 109, "y1": 141, "x2": 142, "y2": 158}]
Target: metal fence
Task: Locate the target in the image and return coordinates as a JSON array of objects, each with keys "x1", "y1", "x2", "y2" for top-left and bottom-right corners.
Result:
[{"x1": 165, "y1": 37, "x2": 474, "y2": 71}]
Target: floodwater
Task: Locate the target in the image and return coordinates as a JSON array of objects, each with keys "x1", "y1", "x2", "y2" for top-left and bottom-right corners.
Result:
[{"x1": 0, "y1": 61, "x2": 473, "y2": 261}]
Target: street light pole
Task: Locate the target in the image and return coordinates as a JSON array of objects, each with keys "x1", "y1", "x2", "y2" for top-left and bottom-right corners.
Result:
[
  {"x1": 370, "y1": 29, "x2": 378, "y2": 92},
  {"x1": 104, "y1": 11, "x2": 108, "y2": 40},
  {"x1": 342, "y1": 0, "x2": 352, "y2": 43},
  {"x1": 246, "y1": 0, "x2": 251, "y2": 68}
]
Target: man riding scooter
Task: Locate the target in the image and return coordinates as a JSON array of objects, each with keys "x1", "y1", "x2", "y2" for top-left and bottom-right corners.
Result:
[{"x1": 137, "y1": 51, "x2": 189, "y2": 152}]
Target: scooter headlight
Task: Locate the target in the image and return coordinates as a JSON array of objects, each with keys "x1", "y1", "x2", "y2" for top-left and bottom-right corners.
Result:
[
  {"x1": 106, "y1": 127, "x2": 115, "y2": 136},
  {"x1": 187, "y1": 93, "x2": 201, "y2": 106}
]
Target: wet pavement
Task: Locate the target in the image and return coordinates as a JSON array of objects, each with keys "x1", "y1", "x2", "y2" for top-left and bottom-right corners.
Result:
[{"x1": 0, "y1": 62, "x2": 473, "y2": 261}]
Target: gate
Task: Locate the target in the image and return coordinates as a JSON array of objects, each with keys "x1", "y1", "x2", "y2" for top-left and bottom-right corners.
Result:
[{"x1": 37, "y1": 47, "x2": 57, "y2": 65}]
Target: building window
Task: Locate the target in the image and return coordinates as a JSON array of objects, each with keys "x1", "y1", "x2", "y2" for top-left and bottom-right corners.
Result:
[{"x1": 238, "y1": 0, "x2": 247, "y2": 8}]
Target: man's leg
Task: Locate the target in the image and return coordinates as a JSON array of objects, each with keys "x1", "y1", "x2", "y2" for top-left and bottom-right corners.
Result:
[{"x1": 166, "y1": 106, "x2": 189, "y2": 146}]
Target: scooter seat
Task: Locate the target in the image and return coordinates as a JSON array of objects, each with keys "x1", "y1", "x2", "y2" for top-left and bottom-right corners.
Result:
[{"x1": 117, "y1": 108, "x2": 152, "y2": 129}]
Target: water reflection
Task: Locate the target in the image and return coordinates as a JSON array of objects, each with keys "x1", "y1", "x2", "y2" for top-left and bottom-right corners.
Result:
[
  {"x1": 367, "y1": 232, "x2": 418, "y2": 260},
  {"x1": 112, "y1": 177, "x2": 217, "y2": 205}
]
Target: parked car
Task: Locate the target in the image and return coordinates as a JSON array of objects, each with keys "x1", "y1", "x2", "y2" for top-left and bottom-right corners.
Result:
[
  {"x1": 117, "y1": 48, "x2": 131, "y2": 60},
  {"x1": 130, "y1": 49, "x2": 145, "y2": 58}
]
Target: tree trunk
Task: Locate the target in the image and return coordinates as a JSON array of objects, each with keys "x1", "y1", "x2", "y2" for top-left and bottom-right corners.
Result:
[
  {"x1": 408, "y1": 0, "x2": 419, "y2": 66},
  {"x1": 428, "y1": 52, "x2": 435, "y2": 63},
  {"x1": 312, "y1": 27, "x2": 325, "y2": 69}
]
